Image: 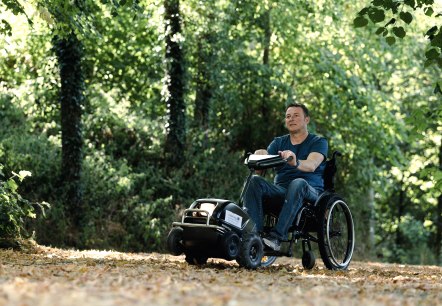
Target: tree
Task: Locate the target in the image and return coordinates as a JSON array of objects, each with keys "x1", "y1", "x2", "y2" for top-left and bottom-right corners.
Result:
[
  {"x1": 0, "y1": 0, "x2": 31, "y2": 36},
  {"x1": 163, "y1": 0, "x2": 186, "y2": 167},
  {"x1": 53, "y1": 33, "x2": 85, "y2": 230},
  {"x1": 354, "y1": 0, "x2": 442, "y2": 93}
]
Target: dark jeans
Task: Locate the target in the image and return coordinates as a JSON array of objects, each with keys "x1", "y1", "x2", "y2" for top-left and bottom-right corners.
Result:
[{"x1": 244, "y1": 175, "x2": 319, "y2": 240}]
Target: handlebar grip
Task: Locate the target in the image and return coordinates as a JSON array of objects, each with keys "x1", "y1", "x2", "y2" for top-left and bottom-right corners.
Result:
[{"x1": 285, "y1": 156, "x2": 294, "y2": 162}]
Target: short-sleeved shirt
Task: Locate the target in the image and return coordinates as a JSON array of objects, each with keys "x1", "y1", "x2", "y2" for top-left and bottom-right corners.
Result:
[{"x1": 267, "y1": 133, "x2": 328, "y2": 191}]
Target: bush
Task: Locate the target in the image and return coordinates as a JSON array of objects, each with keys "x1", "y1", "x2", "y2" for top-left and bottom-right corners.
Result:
[{"x1": 0, "y1": 165, "x2": 49, "y2": 246}]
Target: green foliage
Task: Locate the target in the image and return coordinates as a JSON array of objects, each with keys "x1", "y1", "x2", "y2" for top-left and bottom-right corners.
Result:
[
  {"x1": 0, "y1": 0, "x2": 440, "y2": 266},
  {"x1": 355, "y1": 0, "x2": 442, "y2": 81},
  {"x1": 0, "y1": 164, "x2": 49, "y2": 241},
  {"x1": 377, "y1": 214, "x2": 436, "y2": 265},
  {"x1": 0, "y1": 0, "x2": 32, "y2": 36}
]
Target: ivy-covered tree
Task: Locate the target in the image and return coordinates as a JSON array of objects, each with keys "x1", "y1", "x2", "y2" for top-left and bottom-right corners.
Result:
[
  {"x1": 53, "y1": 33, "x2": 85, "y2": 229},
  {"x1": 163, "y1": 0, "x2": 186, "y2": 166}
]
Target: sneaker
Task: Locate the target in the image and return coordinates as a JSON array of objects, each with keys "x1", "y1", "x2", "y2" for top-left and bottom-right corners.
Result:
[{"x1": 263, "y1": 235, "x2": 281, "y2": 251}]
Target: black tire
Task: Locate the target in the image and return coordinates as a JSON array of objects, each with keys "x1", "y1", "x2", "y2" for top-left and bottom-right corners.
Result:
[
  {"x1": 302, "y1": 251, "x2": 315, "y2": 270},
  {"x1": 261, "y1": 256, "x2": 277, "y2": 267},
  {"x1": 318, "y1": 196, "x2": 355, "y2": 270},
  {"x1": 236, "y1": 233, "x2": 263, "y2": 269},
  {"x1": 222, "y1": 231, "x2": 240, "y2": 260},
  {"x1": 166, "y1": 227, "x2": 184, "y2": 256},
  {"x1": 185, "y1": 254, "x2": 208, "y2": 265}
]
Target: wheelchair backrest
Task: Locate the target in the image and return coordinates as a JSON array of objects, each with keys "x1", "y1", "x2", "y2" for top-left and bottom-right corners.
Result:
[{"x1": 323, "y1": 151, "x2": 342, "y2": 191}]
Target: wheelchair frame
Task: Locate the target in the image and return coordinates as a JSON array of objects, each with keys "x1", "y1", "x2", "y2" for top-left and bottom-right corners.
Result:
[{"x1": 243, "y1": 151, "x2": 355, "y2": 269}]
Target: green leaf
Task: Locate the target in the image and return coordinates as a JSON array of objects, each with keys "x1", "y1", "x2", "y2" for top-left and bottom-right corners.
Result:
[
  {"x1": 425, "y1": 48, "x2": 440, "y2": 59},
  {"x1": 404, "y1": 0, "x2": 416, "y2": 8},
  {"x1": 354, "y1": 16, "x2": 369, "y2": 28},
  {"x1": 372, "y1": 0, "x2": 384, "y2": 6},
  {"x1": 392, "y1": 26, "x2": 406, "y2": 38},
  {"x1": 430, "y1": 32, "x2": 442, "y2": 48},
  {"x1": 424, "y1": 59, "x2": 434, "y2": 67},
  {"x1": 386, "y1": 36, "x2": 396, "y2": 45},
  {"x1": 6, "y1": 179, "x2": 18, "y2": 192},
  {"x1": 379, "y1": 0, "x2": 395, "y2": 9},
  {"x1": 424, "y1": 7, "x2": 434, "y2": 16},
  {"x1": 375, "y1": 27, "x2": 386, "y2": 35},
  {"x1": 358, "y1": 8, "x2": 369, "y2": 16},
  {"x1": 399, "y1": 12, "x2": 413, "y2": 24},
  {"x1": 368, "y1": 8, "x2": 386, "y2": 23},
  {"x1": 385, "y1": 18, "x2": 396, "y2": 26},
  {"x1": 434, "y1": 83, "x2": 442, "y2": 95},
  {"x1": 426, "y1": 26, "x2": 438, "y2": 37},
  {"x1": 0, "y1": 19, "x2": 13, "y2": 36}
]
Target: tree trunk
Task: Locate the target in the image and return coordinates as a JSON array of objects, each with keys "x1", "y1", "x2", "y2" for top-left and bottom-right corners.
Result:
[
  {"x1": 53, "y1": 33, "x2": 84, "y2": 230},
  {"x1": 194, "y1": 33, "x2": 214, "y2": 131},
  {"x1": 261, "y1": 9, "x2": 271, "y2": 132},
  {"x1": 368, "y1": 187, "x2": 376, "y2": 254},
  {"x1": 164, "y1": 0, "x2": 185, "y2": 166},
  {"x1": 395, "y1": 184, "x2": 406, "y2": 261},
  {"x1": 436, "y1": 143, "x2": 442, "y2": 264}
]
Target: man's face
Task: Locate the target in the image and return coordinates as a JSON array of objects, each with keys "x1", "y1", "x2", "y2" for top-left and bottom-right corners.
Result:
[{"x1": 285, "y1": 106, "x2": 309, "y2": 133}]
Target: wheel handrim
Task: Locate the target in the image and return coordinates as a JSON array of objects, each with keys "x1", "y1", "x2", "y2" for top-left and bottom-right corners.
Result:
[{"x1": 325, "y1": 200, "x2": 354, "y2": 268}]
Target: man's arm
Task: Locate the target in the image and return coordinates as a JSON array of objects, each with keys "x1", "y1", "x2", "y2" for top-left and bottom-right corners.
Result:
[
  {"x1": 278, "y1": 150, "x2": 324, "y2": 172},
  {"x1": 297, "y1": 152, "x2": 324, "y2": 172}
]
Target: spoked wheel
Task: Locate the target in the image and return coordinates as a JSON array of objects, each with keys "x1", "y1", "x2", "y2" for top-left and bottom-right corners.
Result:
[
  {"x1": 236, "y1": 233, "x2": 263, "y2": 269},
  {"x1": 260, "y1": 256, "x2": 277, "y2": 267},
  {"x1": 318, "y1": 196, "x2": 355, "y2": 270},
  {"x1": 166, "y1": 227, "x2": 184, "y2": 255}
]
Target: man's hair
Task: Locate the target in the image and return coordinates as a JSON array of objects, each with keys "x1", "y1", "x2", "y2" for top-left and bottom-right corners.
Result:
[{"x1": 285, "y1": 103, "x2": 310, "y2": 117}]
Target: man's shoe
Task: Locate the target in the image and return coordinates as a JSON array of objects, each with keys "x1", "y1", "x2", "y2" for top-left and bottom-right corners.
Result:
[{"x1": 263, "y1": 236, "x2": 281, "y2": 251}]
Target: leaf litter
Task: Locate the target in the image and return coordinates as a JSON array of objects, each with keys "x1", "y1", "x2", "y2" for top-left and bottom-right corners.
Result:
[{"x1": 0, "y1": 246, "x2": 441, "y2": 306}]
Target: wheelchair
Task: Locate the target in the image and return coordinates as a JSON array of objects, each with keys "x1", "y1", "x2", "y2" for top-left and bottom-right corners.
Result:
[{"x1": 166, "y1": 151, "x2": 355, "y2": 270}]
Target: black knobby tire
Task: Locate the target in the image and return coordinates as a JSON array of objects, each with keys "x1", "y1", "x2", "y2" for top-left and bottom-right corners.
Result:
[
  {"x1": 166, "y1": 227, "x2": 184, "y2": 256},
  {"x1": 185, "y1": 254, "x2": 208, "y2": 265},
  {"x1": 302, "y1": 251, "x2": 315, "y2": 270},
  {"x1": 317, "y1": 196, "x2": 355, "y2": 270},
  {"x1": 222, "y1": 231, "x2": 240, "y2": 260},
  {"x1": 261, "y1": 256, "x2": 277, "y2": 268},
  {"x1": 236, "y1": 233, "x2": 263, "y2": 269}
]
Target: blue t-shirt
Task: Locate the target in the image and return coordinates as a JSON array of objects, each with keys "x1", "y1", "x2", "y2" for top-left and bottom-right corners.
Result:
[{"x1": 267, "y1": 133, "x2": 328, "y2": 191}]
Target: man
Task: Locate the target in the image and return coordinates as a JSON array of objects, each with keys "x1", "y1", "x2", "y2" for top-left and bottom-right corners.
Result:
[{"x1": 244, "y1": 103, "x2": 328, "y2": 251}]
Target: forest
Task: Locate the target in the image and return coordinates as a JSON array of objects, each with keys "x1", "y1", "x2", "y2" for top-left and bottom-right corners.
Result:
[{"x1": 0, "y1": 0, "x2": 441, "y2": 267}]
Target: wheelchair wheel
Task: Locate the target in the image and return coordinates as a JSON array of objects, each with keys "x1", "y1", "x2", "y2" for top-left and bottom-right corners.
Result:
[
  {"x1": 261, "y1": 256, "x2": 277, "y2": 267},
  {"x1": 302, "y1": 251, "x2": 316, "y2": 270},
  {"x1": 167, "y1": 227, "x2": 184, "y2": 256},
  {"x1": 317, "y1": 196, "x2": 354, "y2": 270},
  {"x1": 236, "y1": 233, "x2": 263, "y2": 269}
]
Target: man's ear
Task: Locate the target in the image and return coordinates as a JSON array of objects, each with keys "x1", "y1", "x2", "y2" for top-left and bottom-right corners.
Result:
[{"x1": 305, "y1": 116, "x2": 310, "y2": 124}]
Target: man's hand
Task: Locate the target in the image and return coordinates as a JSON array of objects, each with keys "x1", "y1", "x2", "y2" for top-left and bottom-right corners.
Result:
[
  {"x1": 278, "y1": 150, "x2": 297, "y2": 167},
  {"x1": 254, "y1": 149, "x2": 268, "y2": 175}
]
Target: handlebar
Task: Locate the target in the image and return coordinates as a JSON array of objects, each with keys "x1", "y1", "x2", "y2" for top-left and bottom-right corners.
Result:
[{"x1": 246, "y1": 154, "x2": 293, "y2": 170}]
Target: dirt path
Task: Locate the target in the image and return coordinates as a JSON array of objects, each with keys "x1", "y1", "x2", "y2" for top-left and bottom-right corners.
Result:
[{"x1": 0, "y1": 246, "x2": 441, "y2": 306}]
